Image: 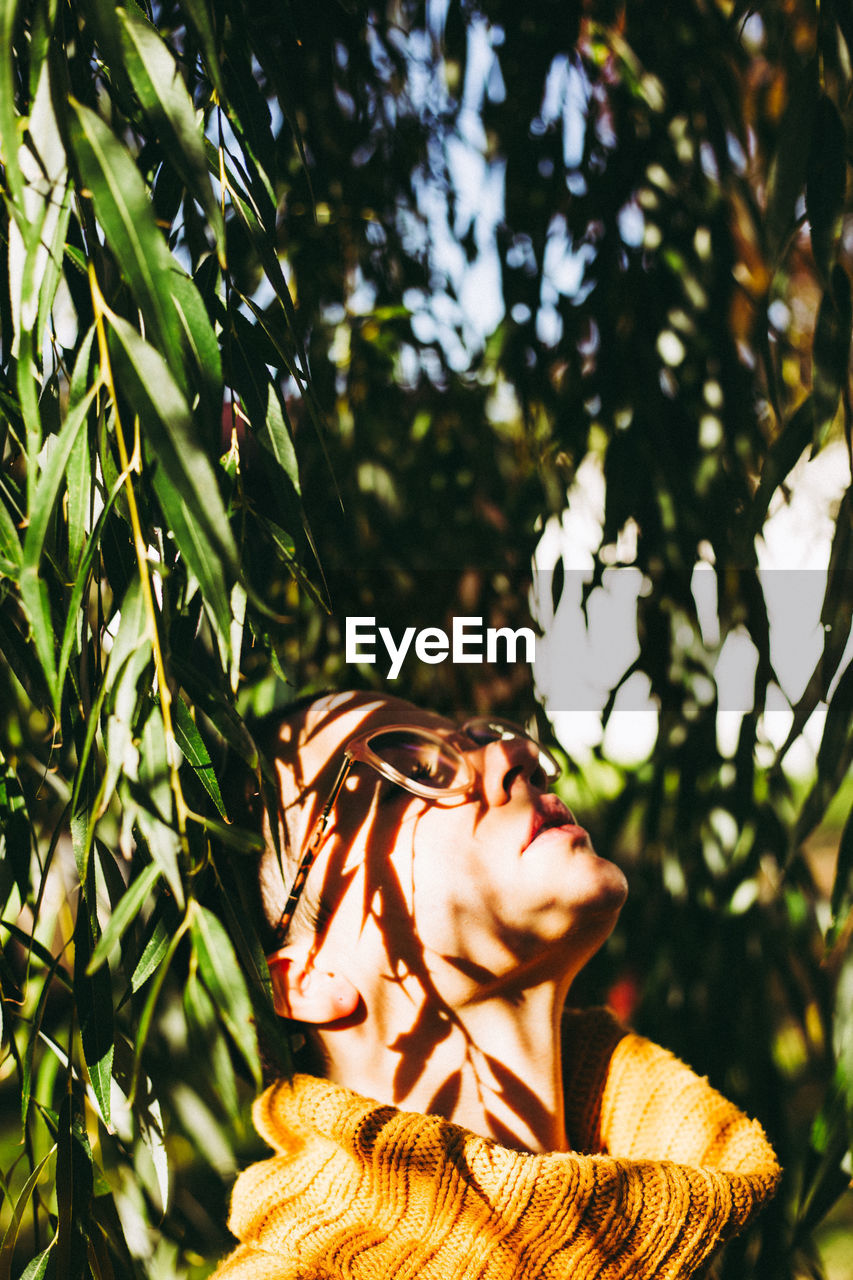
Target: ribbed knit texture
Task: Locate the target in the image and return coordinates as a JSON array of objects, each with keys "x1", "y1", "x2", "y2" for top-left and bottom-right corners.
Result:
[{"x1": 214, "y1": 1009, "x2": 780, "y2": 1279}]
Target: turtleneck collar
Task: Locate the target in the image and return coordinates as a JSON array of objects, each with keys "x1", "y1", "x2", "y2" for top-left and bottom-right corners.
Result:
[{"x1": 214, "y1": 1009, "x2": 780, "y2": 1279}]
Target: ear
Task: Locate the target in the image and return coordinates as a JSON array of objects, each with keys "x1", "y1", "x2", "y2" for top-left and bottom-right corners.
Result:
[{"x1": 267, "y1": 949, "x2": 360, "y2": 1024}]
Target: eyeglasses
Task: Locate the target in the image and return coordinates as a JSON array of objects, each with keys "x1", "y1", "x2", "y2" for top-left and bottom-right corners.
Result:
[{"x1": 273, "y1": 717, "x2": 560, "y2": 943}]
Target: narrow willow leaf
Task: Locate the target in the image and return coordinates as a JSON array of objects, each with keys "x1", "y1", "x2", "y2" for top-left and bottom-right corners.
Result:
[
  {"x1": 765, "y1": 58, "x2": 818, "y2": 259},
  {"x1": 184, "y1": 969, "x2": 239, "y2": 1119},
  {"x1": 131, "y1": 916, "x2": 170, "y2": 993},
  {"x1": 65, "y1": 328, "x2": 97, "y2": 575},
  {"x1": 751, "y1": 397, "x2": 814, "y2": 534},
  {"x1": 68, "y1": 99, "x2": 184, "y2": 379},
  {"x1": 0, "y1": 0, "x2": 25, "y2": 216},
  {"x1": 88, "y1": 862, "x2": 161, "y2": 976},
  {"x1": 170, "y1": 266, "x2": 223, "y2": 437},
  {"x1": 830, "y1": 801, "x2": 853, "y2": 925},
  {"x1": 56, "y1": 466, "x2": 128, "y2": 701},
  {"x1": 0, "y1": 919, "x2": 74, "y2": 987},
  {"x1": 136, "y1": 808, "x2": 184, "y2": 907},
  {"x1": 172, "y1": 697, "x2": 227, "y2": 817},
  {"x1": 150, "y1": 464, "x2": 232, "y2": 656},
  {"x1": 104, "y1": 574, "x2": 149, "y2": 696},
  {"x1": 21, "y1": 386, "x2": 96, "y2": 558},
  {"x1": 55, "y1": 1092, "x2": 94, "y2": 1279},
  {"x1": 257, "y1": 383, "x2": 301, "y2": 493},
  {"x1": 107, "y1": 313, "x2": 238, "y2": 572},
  {"x1": 191, "y1": 903, "x2": 261, "y2": 1087},
  {"x1": 819, "y1": 486, "x2": 852, "y2": 688},
  {"x1": 0, "y1": 498, "x2": 21, "y2": 571},
  {"x1": 130, "y1": 915, "x2": 189, "y2": 1099},
  {"x1": 17, "y1": 1249, "x2": 53, "y2": 1280},
  {"x1": 8, "y1": 58, "x2": 69, "y2": 353},
  {"x1": 20, "y1": 382, "x2": 99, "y2": 704},
  {"x1": 0, "y1": 1147, "x2": 56, "y2": 1280},
  {"x1": 812, "y1": 265, "x2": 853, "y2": 447},
  {"x1": 171, "y1": 657, "x2": 260, "y2": 768},
  {"x1": 74, "y1": 912, "x2": 115, "y2": 1126},
  {"x1": 138, "y1": 1094, "x2": 169, "y2": 1213},
  {"x1": 138, "y1": 698, "x2": 175, "y2": 824},
  {"x1": 229, "y1": 581, "x2": 246, "y2": 695},
  {"x1": 797, "y1": 1079, "x2": 852, "y2": 1240},
  {"x1": 196, "y1": 814, "x2": 264, "y2": 855},
  {"x1": 806, "y1": 95, "x2": 847, "y2": 282},
  {"x1": 21, "y1": 952, "x2": 67, "y2": 1127},
  {"x1": 17, "y1": 567, "x2": 57, "y2": 706},
  {"x1": 0, "y1": 762, "x2": 32, "y2": 907},
  {"x1": 177, "y1": 0, "x2": 227, "y2": 100},
  {"x1": 119, "y1": 7, "x2": 225, "y2": 261}
]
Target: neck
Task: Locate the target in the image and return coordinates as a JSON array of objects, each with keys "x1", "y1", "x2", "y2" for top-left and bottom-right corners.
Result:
[{"x1": 315, "y1": 965, "x2": 573, "y2": 1153}]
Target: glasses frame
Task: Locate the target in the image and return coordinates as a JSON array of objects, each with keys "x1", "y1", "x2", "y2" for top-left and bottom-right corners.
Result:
[{"x1": 271, "y1": 717, "x2": 559, "y2": 945}]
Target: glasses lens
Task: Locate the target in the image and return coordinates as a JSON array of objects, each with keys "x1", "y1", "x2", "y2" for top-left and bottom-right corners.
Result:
[
  {"x1": 464, "y1": 718, "x2": 560, "y2": 779},
  {"x1": 368, "y1": 729, "x2": 465, "y2": 790}
]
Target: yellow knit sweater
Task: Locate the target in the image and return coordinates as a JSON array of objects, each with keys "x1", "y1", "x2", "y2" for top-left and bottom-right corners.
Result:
[{"x1": 214, "y1": 1010, "x2": 780, "y2": 1279}]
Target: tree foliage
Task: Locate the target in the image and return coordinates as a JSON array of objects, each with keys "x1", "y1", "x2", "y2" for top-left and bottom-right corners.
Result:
[{"x1": 0, "y1": 0, "x2": 851, "y2": 1276}]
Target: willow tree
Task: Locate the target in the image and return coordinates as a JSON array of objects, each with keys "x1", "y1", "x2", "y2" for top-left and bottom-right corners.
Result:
[{"x1": 1, "y1": 2, "x2": 851, "y2": 1277}]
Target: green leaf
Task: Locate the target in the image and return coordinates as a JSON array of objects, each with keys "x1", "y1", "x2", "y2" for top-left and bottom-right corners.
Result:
[
  {"x1": 131, "y1": 914, "x2": 170, "y2": 993},
  {"x1": 177, "y1": 0, "x2": 227, "y2": 100},
  {"x1": 172, "y1": 697, "x2": 227, "y2": 817},
  {"x1": 118, "y1": 6, "x2": 225, "y2": 261},
  {"x1": 9, "y1": 58, "x2": 69, "y2": 356},
  {"x1": 74, "y1": 911, "x2": 115, "y2": 1125},
  {"x1": 751, "y1": 396, "x2": 815, "y2": 534},
  {"x1": 138, "y1": 697, "x2": 175, "y2": 825},
  {"x1": 129, "y1": 913, "x2": 189, "y2": 1100},
  {"x1": 184, "y1": 968, "x2": 239, "y2": 1118},
  {"x1": 0, "y1": 0, "x2": 25, "y2": 218},
  {"x1": 65, "y1": 328, "x2": 97, "y2": 575},
  {"x1": 256, "y1": 382, "x2": 302, "y2": 494},
  {"x1": 107, "y1": 313, "x2": 239, "y2": 577},
  {"x1": 19, "y1": 383, "x2": 99, "y2": 705},
  {"x1": 765, "y1": 58, "x2": 818, "y2": 260},
  {"x1": 195, "y1": 813, "x2": 265, "y2": 855},
  {"x1": 190, "y1": 902, "x2": 261, "y2": 1087},
  {"x1": 0, "y1": 1147, "x2": 55, "y2": 1280},
  {"x1": 812, "y1": 264, "x2": 852, "y2": 447},
  {"x1": 806, "y1": 94, "x2": 847, "y2": 282},
  {"x1": 170, "y1": 265, "x2": 223, "y2": 438},
  {"x1": 68, "y1": 98, "x2": 184, "y2": 379},
  {"x1": 56, "y1": 463, "x2": 129, "y2": 703},
  {"x1": 16, "y1": 1245, "x2": 53, "y2": 1280},
  {"x1": 150, "y1": 463, "x2": 232, "y2": 653},
  {"x1": 136, "y1": 806, "x2": 184, "y2": 908},
  {"x1": 55, "y1": 1091, "x2": 94, "y2": 1279},
  {"x1": 830, "y1": 792, "x2": 853, "y2": 926},
  {"x1": 819, "y1": 486, "x2": 853, "y2": 690},
  {"x1": 0, "y1": 500, "x2": 23, "y2": 576},
  {"x1": 88, "y1": 862, "x2": 162, "y2": 976}
]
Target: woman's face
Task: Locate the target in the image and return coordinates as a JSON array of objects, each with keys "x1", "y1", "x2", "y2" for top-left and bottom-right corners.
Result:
[{"x1": 271, "y1": 691, "x2": 628, "y2": 999}]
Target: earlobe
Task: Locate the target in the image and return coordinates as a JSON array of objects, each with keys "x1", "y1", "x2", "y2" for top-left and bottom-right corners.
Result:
[{"x1": 267, "y1": 950, "x2": 360, "y2": 1024}]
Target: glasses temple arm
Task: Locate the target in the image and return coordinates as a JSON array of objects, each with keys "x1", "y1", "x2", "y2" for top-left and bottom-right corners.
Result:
[{"x1": 274, "y1": 754, "x2": 352, "y2": 943}]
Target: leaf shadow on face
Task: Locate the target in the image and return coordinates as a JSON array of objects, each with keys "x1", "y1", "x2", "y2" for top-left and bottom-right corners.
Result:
[{"x1": 270, "y1": 697, "x2": 558, "y2": 1145}]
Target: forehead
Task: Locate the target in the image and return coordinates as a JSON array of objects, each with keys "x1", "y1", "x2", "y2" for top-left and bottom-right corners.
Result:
[{"x1": 275, "y1": 692, "x2": 455, "y2": 800}]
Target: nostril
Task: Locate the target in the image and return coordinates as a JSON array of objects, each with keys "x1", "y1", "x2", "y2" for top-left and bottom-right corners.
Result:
[{"x1": 503, "y1": 765, "x2": 524, "y2": 796}]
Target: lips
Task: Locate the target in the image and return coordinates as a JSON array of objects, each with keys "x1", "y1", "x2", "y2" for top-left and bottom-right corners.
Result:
[{"x1": 524, "y1": 795, "x2": 588, "y2": 851}]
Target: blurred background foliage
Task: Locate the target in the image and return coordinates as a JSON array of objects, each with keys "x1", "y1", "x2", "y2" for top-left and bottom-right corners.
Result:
[{"x1": 0, "y1": 0, "x2": 852, "y2": 1275}]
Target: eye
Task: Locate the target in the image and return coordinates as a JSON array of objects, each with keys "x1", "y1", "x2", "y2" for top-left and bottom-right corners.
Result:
[{"x1": 408, "y1": 759, "x2": 437, "y2": 781}]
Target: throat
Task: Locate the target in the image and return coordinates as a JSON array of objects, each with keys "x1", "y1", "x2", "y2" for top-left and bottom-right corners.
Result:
[{"x1": 321, "y1": 986, "x2": 570, "y2": 1154}]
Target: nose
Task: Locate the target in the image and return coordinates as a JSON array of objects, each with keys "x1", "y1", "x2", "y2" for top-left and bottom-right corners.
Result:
[{"x1": 478, "y1": 735, "x2": 547, "y2": 806}]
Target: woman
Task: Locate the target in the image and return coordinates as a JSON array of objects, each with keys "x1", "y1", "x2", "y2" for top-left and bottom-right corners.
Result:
[{"x1": 214, "y1": 691, "x2": 780, "y2": 1279}]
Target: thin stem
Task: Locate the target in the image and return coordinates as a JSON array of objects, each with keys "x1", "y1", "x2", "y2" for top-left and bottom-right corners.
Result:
[{"x1": 87, "y1": 265, "x2": 188, "y2": 845}]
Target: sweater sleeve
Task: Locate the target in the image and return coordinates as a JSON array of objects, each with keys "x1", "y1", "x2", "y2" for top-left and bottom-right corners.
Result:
[{"x1": 562, "y1": 1008, "x2": 781, "y2": 1176}]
